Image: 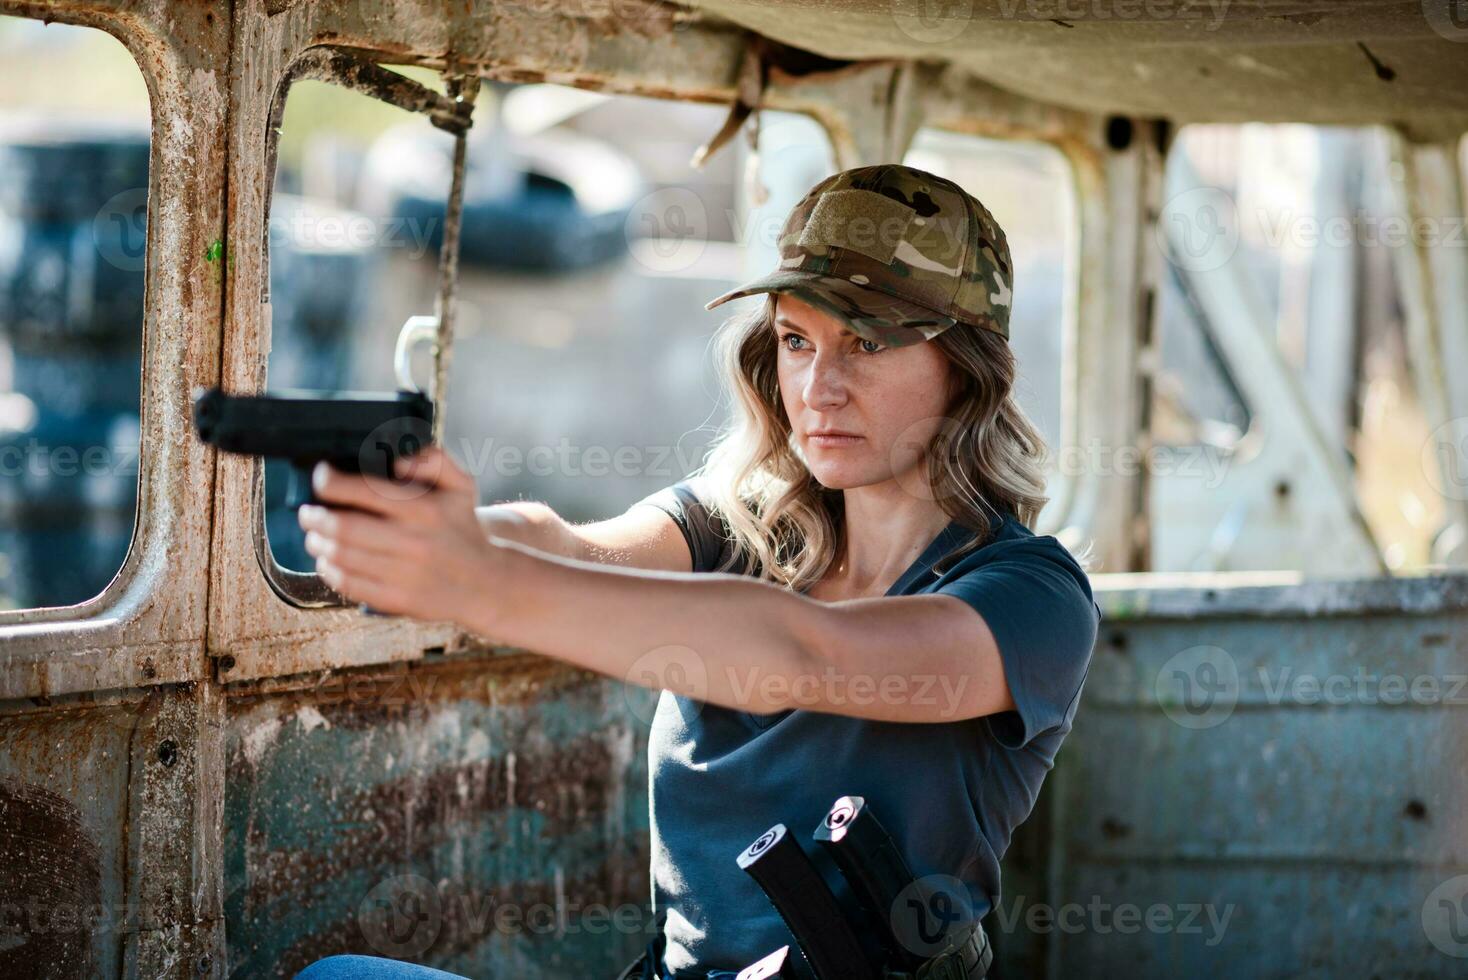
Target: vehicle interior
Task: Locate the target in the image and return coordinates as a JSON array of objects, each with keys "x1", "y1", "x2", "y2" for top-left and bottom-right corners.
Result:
[{"x1": 1, "y1": 1, "x2": 1465, "y2": 976}]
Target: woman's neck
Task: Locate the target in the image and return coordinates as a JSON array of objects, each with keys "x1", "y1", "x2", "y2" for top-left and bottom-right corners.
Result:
[{"x1": 827, "y1": 491, "x2": 953, "y2": 597}]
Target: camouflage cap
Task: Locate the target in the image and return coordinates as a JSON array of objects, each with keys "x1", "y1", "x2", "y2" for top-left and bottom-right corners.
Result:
[{"x1": 705, "y1": 163, "x2": 1013, "y2": 346}]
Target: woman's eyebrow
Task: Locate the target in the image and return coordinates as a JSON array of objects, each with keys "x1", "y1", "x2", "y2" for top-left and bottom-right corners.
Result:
[{"x1": 774, "y1": 317, "x2": 843, "y2": 338}]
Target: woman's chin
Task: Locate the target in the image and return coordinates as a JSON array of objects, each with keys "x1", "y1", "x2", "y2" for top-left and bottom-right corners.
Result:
[{"x1": 807, "y1": 462, "x2": 874, "y2": 491}]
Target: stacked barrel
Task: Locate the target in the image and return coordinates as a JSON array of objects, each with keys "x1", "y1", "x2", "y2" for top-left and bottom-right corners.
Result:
[{"x1": 0, "y1": 119, "x2": 149, "y2": 609}]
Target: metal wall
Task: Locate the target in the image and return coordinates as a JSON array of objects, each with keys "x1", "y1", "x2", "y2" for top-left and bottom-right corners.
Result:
[
  {"x1": 1, "y1": 2, "x2": 1465, "y2": 979},
  {"x1": 221, "y1": 654, "x2": 652, "y2": 977},
  {"x1": 993, "y1": 573, "x2": 1468, "y2": 979}
]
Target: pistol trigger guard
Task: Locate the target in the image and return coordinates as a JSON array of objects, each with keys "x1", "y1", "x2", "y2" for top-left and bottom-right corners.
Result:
[{"x1": 394, "y1": 315, "x2": 440, "y2": 394}]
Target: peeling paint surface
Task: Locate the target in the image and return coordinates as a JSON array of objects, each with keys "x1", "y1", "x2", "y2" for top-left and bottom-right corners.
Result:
[
  {"x1": 0, "y1": 702, "x2": 140, "y2": 979},
  {"x1": 222, "y1": 656, "x2": 653, "y2": 978}
]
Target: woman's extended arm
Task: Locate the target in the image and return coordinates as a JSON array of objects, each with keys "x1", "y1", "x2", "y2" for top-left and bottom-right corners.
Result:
[
  {"x1": 477, "y1": 540, "x2": 1017, "y2": 722},
  {"x1": 299, "y1": 447, "x2": 1016, "y2": 723},
  {"x1": 475, "y1": 503, "x2": 562, "y2": 552},
  {"x1": 476, "y1": 499, "x2": 694, "y2": 572}
]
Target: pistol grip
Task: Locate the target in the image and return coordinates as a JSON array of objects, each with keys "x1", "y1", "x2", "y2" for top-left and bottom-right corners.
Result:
[{"x1": 286, "y1": 461, "x2": 318, "y2": 509}]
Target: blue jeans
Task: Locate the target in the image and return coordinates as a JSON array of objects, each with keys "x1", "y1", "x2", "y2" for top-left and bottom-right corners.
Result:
[
  {"x1": 295, "y1": 952, "x2": 738, "y2": 979},
  {"x1": 295, "y1": 955, "x2": 471, "y2": 979}
]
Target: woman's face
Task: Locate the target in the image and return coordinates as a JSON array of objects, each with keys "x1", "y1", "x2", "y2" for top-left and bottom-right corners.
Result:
[{"x1": 773, "y1": 293, "x2": 955, "y2": 495}]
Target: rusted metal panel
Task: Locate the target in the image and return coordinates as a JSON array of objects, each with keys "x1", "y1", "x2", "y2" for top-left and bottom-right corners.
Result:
[
  {"x1": 122, "y1": 681, "x2": 228, "y2": 979},
  {"x1": 222, "y1": 652, "x2": 652, "y2": 978},
  {"x1": 993, "y1": 570, "x2": 1468, "y2": 977},
  {"x1": 1094, "y1": 568, "x2": 1468, "y2": 621},
  {"x1": 678, "y1": 0, "x2": 1468, "y2": 143},
  {"x1": 0, "y1": 0, "x2": 230, "y2": 702},
  {"x1": 0, "y1": 681, "x2": 227, "y2": 979},
  {"x1": 0, "y1": 696, "x2": 142, "y2": 978}
]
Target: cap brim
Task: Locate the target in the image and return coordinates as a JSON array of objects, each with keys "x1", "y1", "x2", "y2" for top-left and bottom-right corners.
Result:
[{"x1": 704, "y1": 270, "x2": 958, "y2": 348}]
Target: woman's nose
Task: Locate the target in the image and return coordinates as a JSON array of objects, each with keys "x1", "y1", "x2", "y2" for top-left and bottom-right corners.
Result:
[{"x1": 802, "y1": 352, "x2": 851, "y2": 409}]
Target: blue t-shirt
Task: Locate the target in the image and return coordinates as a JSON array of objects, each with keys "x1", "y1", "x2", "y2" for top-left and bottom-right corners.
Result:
[{"x1": 633, "y1": 477, "x2": 1101, "y2": 976}]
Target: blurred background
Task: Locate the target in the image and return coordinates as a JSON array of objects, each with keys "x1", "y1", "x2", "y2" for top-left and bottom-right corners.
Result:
[{"x1": 0, "y1": 13, "x2": 1455, "y2": 610}]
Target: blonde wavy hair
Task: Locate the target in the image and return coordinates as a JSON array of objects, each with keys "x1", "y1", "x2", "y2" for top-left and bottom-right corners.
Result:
[{"x1": 692, "y1": 294, "x2": 1052, "y2": 592}]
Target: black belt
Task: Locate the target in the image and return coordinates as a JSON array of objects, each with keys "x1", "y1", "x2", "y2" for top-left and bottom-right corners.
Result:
[
  {"x1": 896, "y1": 917, "x2": 992, "y2": 980},
  {"x1": 623, "y1": 918, "x2": 992, "y2": 980}
]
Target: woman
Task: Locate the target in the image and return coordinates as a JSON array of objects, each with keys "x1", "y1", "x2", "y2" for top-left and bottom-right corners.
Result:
[{"x1": 294, "y1": 164, "x2": 1100, "y2": 980}]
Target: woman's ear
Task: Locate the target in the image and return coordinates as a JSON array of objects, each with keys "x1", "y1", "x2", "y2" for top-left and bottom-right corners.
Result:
[{"x1": 941, "y1": 358, "x2": 964, "y2": 413}]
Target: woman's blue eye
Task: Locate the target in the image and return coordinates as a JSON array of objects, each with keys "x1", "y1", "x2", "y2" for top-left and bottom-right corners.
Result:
[{"x1": 780, "y1": 333, "x2": 884, "y2": 354}]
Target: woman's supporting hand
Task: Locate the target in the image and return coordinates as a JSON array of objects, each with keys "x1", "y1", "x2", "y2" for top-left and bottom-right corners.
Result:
[{"x1": 298, "y1": 445, "x2": 508, "y2": 630}]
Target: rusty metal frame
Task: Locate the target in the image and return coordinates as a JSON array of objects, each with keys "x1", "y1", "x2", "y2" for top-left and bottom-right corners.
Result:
[
  {"x1": 917, "y1": 67, "x2": 1098, "y2": 548},
  {"x1": 1043, "y1": 116, "x2": 1161, "y2": 573},
  {"x1": 7, "y1": 0, "x2": 1440, "y2": 688},
  {"x1": 0, "y1": 0, "x2": 1319, "y2": 697},
  {"x1": 0, "y1": 0, "x2": 1104, "y2": 698},
  {"x1": 0, "y1": 5, "x2": 232, "y2": 975},
  {"x1": 258, "y1": 46, "x2": 473, "y2": 304},
  {"x1": 0, "y1": 0, "x2": 228, "y2": 703},
  {"x1": 247, "y1": 44, "x2": 478, "y2": 613}
]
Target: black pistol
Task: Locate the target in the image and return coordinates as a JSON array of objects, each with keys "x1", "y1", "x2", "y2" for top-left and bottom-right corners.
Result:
[
  {"x1": 735, "y1": 823, "x2": 878, "y2": 980},
  {"x1": 192, "y1": 386, "x2": 434, "y2": 508},
  {"x1": 192, "y1": 386, "x2": 435, "y2": 616}
]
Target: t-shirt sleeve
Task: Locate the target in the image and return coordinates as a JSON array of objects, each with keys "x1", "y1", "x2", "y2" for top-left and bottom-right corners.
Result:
[
  {"x1": 934, "y1": 538, "x2": 1101, "y2": 751},
  {"x1": 631, "y1": 476, "x2": 743, "y2": 575}
]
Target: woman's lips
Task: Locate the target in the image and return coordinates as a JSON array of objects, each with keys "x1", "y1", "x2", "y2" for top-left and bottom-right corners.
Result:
[{"x1": 809, "y1": 434, "x2": 864, "y2": 447}]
